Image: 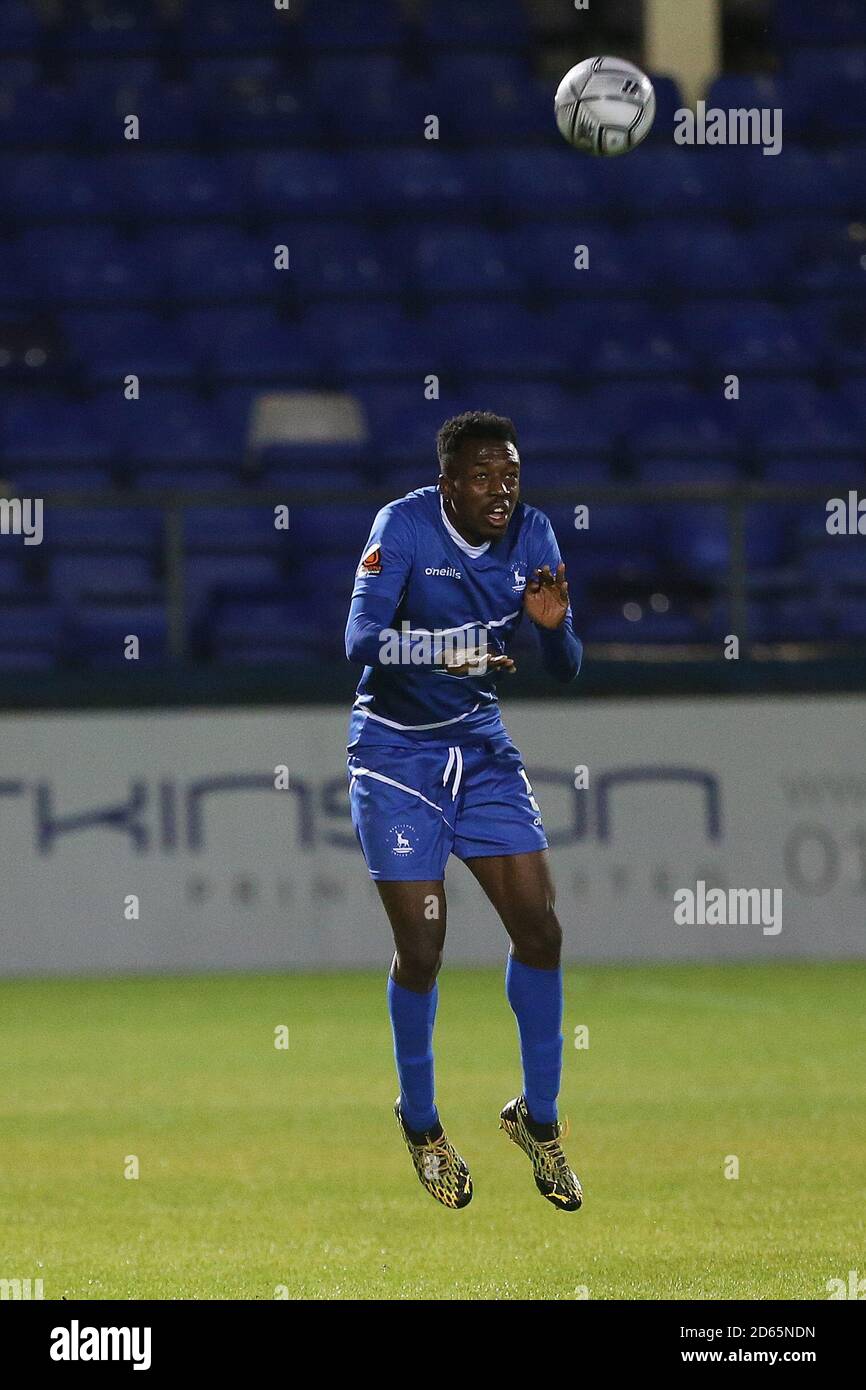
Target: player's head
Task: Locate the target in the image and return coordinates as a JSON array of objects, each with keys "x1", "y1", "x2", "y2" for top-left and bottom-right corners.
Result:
[{"x1": 436, "y1": 411, "x2": 520, "y2": 543}]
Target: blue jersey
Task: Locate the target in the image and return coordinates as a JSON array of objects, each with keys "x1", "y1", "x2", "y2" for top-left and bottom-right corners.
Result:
[{"x1": 345, "y1": 485, "x2": 581, "y2": 749}]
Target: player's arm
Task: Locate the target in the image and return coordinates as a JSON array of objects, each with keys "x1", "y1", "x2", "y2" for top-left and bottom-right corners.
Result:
[
  {"x1": 345, "y1": 505, "x2": 414, "y2": 666},
  {"x1": 524, "y1": 519, "x2": 582, "y2": 682}
]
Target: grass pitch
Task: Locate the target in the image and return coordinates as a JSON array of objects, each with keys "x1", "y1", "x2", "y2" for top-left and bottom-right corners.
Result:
[{"x1": 1, "y1": 963, "x2": 863, "y2": 1301}]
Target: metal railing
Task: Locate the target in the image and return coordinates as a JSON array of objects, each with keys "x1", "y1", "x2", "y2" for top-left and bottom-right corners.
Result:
[{"x1": 10, "y1": 481, "x2": 861, "y2": 661}]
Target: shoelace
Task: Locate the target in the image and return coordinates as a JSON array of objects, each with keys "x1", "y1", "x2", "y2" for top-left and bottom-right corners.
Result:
[
  {"x1": 415, "y1": 1133, "x2": 460, "y2": 1176},
  {"x1": 531, "y1": 1118, "x2": 575, "y2": 1183}
]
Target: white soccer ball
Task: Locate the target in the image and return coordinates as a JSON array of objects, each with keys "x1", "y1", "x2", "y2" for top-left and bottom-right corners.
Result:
[{"x1": 555, "y1": 56, "x2": 656, "y2": 156}]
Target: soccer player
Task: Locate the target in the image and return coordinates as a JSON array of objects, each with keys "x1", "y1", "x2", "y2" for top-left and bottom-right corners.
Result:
[{"x1": 345, "y1": 412, "x2": 583, "y2": 1211}]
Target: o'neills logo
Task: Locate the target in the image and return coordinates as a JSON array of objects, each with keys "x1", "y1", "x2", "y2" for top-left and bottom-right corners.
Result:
[
  {"x1": 358, "y1": 544, "x2": 382, "y2": 575},
  {"x1": 50, "y1": 1321, "x2": 152, "y2": 1371}
]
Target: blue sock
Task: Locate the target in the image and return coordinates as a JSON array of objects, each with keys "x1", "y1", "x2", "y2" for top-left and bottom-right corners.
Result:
[
  {"x1": 505, "y1": 953, "x2": 563, "y2": 1125},
  {"x1": 387, "y1": 975, "x2": 439, "y2": 1133}
]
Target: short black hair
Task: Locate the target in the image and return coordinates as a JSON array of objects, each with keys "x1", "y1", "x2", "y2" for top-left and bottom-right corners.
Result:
[{"x1": 436, "y1": 411, "x2": 518, "y2": 475}]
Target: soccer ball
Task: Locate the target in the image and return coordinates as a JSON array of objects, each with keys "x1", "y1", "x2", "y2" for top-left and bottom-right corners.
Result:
[{"x1": 555, "y1": 56, "x2": 656, "y2": 156}]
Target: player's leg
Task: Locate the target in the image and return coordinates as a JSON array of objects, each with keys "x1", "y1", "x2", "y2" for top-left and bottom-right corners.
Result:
[
  {"x1": 463, "y1": 849, "x2": 563, "y2": 1123},
  {"x1": 377, "y1": 877, "x2": 472, "y2": 1208},
  {"x1": 347, "y1": 748, "x2": 471, "y2": 1207},
  {"x1": 463, "y1": 848, "x2": 582, "y2": 1209},
  {"x1": 376, "y1": 878, "x2": 446, "y2": 1133}
]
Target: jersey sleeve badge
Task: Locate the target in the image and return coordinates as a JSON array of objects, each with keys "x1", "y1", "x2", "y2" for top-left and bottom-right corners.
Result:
[{"x1": 358, "y1": 544, "x2": 382, "y2": 576}]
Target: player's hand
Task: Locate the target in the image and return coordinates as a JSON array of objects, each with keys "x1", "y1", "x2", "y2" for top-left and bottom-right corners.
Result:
[
  {"x1": 441, "y1": 652, "x2": 516, "y2": 677},
  {"x1": 524, "y1": 563, "x2": 569, "y2": 629}
]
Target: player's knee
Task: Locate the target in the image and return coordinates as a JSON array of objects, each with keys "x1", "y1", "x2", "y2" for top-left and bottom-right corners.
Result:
[
  {"x1": 512, "y1": 906, "x2": 561, "y2": 968},
  {"x1": 394, "y1": 944, "x2": 443, "y2": 992}
]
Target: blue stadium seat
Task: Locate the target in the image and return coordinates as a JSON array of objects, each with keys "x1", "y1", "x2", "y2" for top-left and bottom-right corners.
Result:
[
  {"x1": 62, "y1": 311, "x2": 195, "y2": 385},
  {"x1": 309, "y1": 304, "x2": 435, "y2": 379},
  {"x1": 124, "y1": 154, "x2": 250, "y2": 218},
  {"x1": 44, "y1": 508, "x2": 162, "y2": 551},
  {"x1": 49, "y1": 555, "x2": 156, "y2": 599},
  {"x1": 352, "y1": 151, "x2": 490, "y2": 215},
  {"x1": 764, "y1": 458, "x2": 863, "y2": 485},
  {"x1": 181, "y1": 0, "x2": 295, "y2": 53},
  {"x1": 328, "y1": 78, "x2": 441, "y2": 145},
  {"x1": 790, "y1": 221, "x2": 866, "y2": 292},
  {"x1": 0, "y1": 556, "x2": 28, "y2": 592},
  {"x1": 201, "y1": 308, "x2": 325, "y2": 382},
  {"x1": 615, "y1": 149, "x2": 741, "y2": 215},
  {"x1": 69, "y1": 59, "x2": 160, "y2": 90},
  {"x1": 185, "y1": 555, "x2": 283, "y2": 617},
  {"x1": 134, "y1": 466, "x2": 238, "y2": 491},
  {"x1": 397, "y1": 225, "x2": 522, "y2": 296},
  {"x1": 0, "y1": 2, "x2": 43, "y2": 52},
  {"x1": 0, "y1": 86, "x2": 87, "y2": 148},
  {"x1": 0, "y1": 398, "x2": 112, "y2": 466},
  {"x1": 91, "y1": 389, "x2": 234, "y2": 465},
  {"x1": 836, "y1": 600, "x2": 866, "y2": 639},
  {"x1": 744, "y1": 146, "x2": 846, "y2": 213},
  {"x1": 82, "y1": 81, "x2": 207, "y2": 149},
  {"x1": 66, "y1": 602, "x2": 169, "y2": 668},
  {"x1": 285, "y1": 222, "x2": 406, "y2": 298},
  {"x1": 7, "y1": 466, "x2": 112, "y2": 493},
  {"x1": 566, "y1": 304, "x2": 692, "y2": 380},
  {"x1": 641, "y1": 72, "x2": 678, "y2": 136},
  {"x1": 0, "y1": 240, "x2": 33, "y2": 308},
  {"x1": 750, "y1": 391, "x2": 860, "y2": 455},
  {"x1": 523, "y1": 460, "x2": 612, "y2": 487},
  {"x1": 301, "y1": 0, "x2": 406, "y2": 50},
  {"x1": 623, "y1": 389, "x2": 743, "y2": 457},
  {"x1": 183, "y1": 506, "x2": 287, "y2": 552},
  {"x1": 683, "y1": 303, "x2": 816, "y2": 373},
  {"x1": 21, "y1": 228, "x2": 166, "y2": 306},
  {"x1": 0, "y1": 59, "x2": 37, "y2": 89},
  {"x1": 156, "y1": 227, "x2": 277, "y2": 304},
  {"x1": 494, "y1": 149, "x2": 612, "y2": 216},
  {"x1": 634, "y1": 459, "x2": 740, "y2": 485},
  {"x1": 253, "y1": 151, "x2": 350, "y2": 216},
  {"x1": 207, "y1": 79, "x2": 322, "y2": 146},
  {"x1": 421, "y1": 0, "x2": 528, "y2": 46},
  {"x1": 0, "y1": 603, "x2": 61, "y2": 670},
  {"x1": 0, "y1": 155, "x2": 121, "y2": 218},
  {"x1": 507, "y1": 225, "x2": 654, "y2": 293},
  {"x1": 428, "y1": 302, "x2": 563, "y2": 377},
  {"x1": 655, "y1": 223, "x2": 794, "y2": 295},
  {"x1": 64, "y1": 7, "x2": 156, "y2": 54},
  {"x1": 260, "y1": 462, "x2": 365, "y2": 494},
  {"x1": 440, "y1": 75, "x2": 551, "y2": 142},
  {"x1": 774, "y1": 0, "x2": 866, "y2": 47},
  {"x1": 310, "y1": 55, "x2": 404, "y2": 101}
]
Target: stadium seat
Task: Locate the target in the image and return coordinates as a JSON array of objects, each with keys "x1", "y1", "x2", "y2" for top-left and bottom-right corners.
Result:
[
  {"x1": 21, "y1": 228, "x2": 166, "y2": 307},
  {"x1": 300, "y1": 0, "x2": 406, "y2": 50},
  {"x1": 62, "y1": 311, "x2": 196, "y2": 385},
  {"x1": 0, "y1": 398, "x2": 112, "y2": 467}
]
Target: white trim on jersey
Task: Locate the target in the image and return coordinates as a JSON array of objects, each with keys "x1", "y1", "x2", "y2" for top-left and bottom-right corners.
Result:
[
  {"x1": 348, "y1": 765, "x2": 456, "y2": 830},
  {"x1": 352, "y1": 700, "x2": 482, "y2": 731}
]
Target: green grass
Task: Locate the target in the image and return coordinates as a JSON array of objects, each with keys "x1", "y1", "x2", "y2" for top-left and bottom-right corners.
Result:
[{"x1": 1, "y1": 963, "x2": 864, "y2": 1300}]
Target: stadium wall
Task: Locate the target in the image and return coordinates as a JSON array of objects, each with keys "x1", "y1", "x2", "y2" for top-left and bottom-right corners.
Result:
[{"x1": 2, "y1": 696, "x2": 864, "y2": 976}]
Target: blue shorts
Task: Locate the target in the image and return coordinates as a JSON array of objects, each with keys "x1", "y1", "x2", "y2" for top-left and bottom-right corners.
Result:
[{"x1": 347, "y1": 734, "x2": 548, "y2": 881}]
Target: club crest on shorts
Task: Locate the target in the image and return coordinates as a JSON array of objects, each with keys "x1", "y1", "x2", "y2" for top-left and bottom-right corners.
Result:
[
  {"x1": 390, "y1": 823, "x2": 416, "y2": 856},
  {"x1": 358, "y1": 544, "x2": 382, "y2": 576}
]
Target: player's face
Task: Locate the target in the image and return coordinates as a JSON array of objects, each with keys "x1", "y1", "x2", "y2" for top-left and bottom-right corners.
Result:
[{"x1": 440, "y1": 440, "x2": 521, "y2": 543}]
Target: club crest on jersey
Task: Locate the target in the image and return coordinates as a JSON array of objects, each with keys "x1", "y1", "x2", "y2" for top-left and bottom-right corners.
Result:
[
  {"x1": 358, "y1": 544, "x2": 382, "y2": 576},
  {"x1": 390, "y1": 823, "x2": 416, "y2": 856},
  {"x1": 511, "y1": 563, "x2": 527, "y2": 593}
]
